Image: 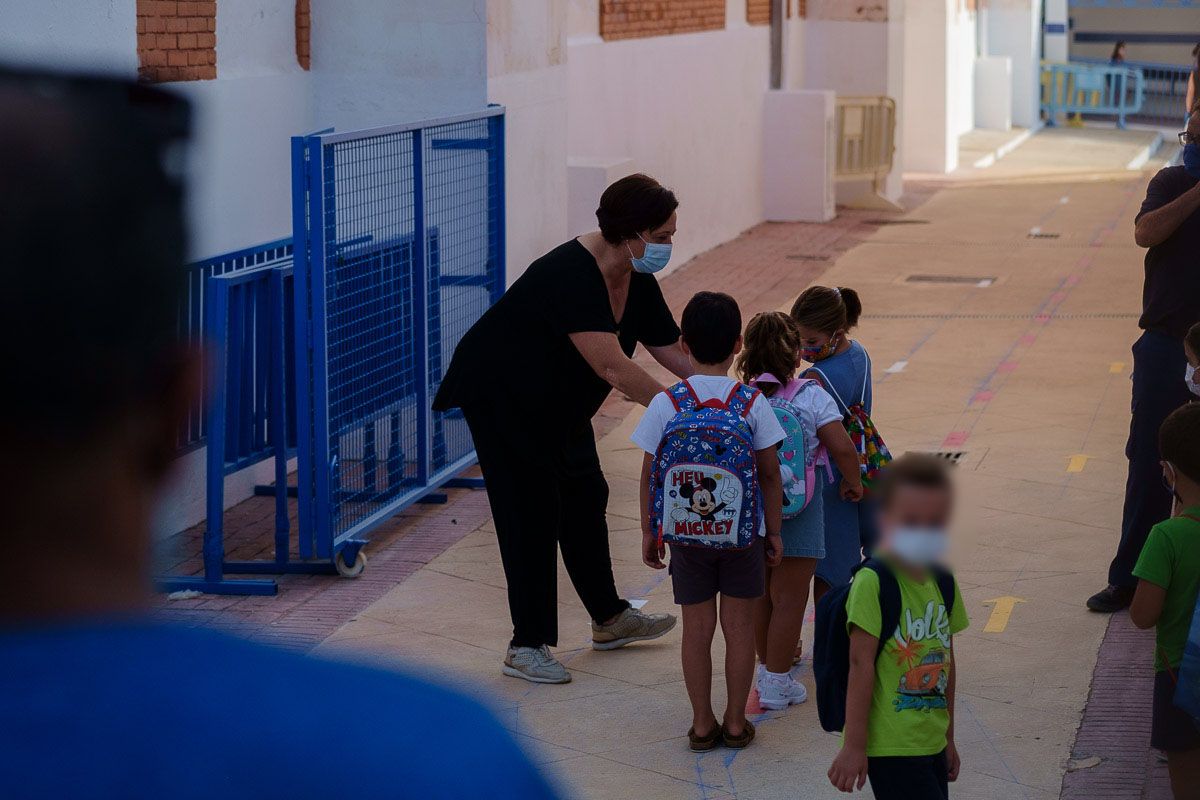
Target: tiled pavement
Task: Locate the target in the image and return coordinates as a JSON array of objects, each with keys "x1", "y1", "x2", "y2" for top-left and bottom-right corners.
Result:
[
  {"x1": 154, "y1": 165, "x2": 1175, "y2": 798},
  {"x1": 152, "y1": 194, "x2": 933, "y2": 647},
  {"x1": 1061, "y1": 614, "x2": 1170, "y2": 800}
]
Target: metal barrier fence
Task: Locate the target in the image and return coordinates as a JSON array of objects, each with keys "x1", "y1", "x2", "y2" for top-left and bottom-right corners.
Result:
[
  {"x1": 291, "y1": 107, "x2": 505, "y2": 570},
  {"x1": 1073, "y1": 57, "x2": 1194, "y2": 129},
  {"x1": 161, "y1": 264, "x2": 295, "y2": 595},
  {"x1": 834, "y1": 96, "x2": 898, "y2": 210},
  {"x1": 159, "y1": 108, "x2": 504, "y2": 594},
  {"x1": 1040, "y1": 62, "x2": 1146, "y2": 128},
  {"x1": 178, "y1": 240, "x2": 294, "y2": 451}
]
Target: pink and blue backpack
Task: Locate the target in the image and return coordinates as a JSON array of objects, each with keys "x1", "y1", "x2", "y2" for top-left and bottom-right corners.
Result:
[
  {"x1": 649, "y1": 380, "x2": 762, "y2": 550},
  {"x1": 752, "y1": 374, "x2": 827, "y2": 518}
]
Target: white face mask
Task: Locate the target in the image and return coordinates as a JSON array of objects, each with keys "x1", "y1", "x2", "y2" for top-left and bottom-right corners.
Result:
[
  {"x1": 888, "y1": 527, "x2": 949, "y2": 567},
  {"x1": 1186, "y1": 364, "x2": 1199, "y2": 397}
]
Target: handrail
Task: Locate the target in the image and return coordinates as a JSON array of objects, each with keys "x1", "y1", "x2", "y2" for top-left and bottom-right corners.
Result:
[{"x1": 1040, "y1": 62, "x2": 1146, "y2": 128}]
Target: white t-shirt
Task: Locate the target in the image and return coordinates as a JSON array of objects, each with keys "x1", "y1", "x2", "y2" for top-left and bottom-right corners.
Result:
[
  {"x1": 782, "y1": 380, "x2": 844, "y2": 445},
  {"x1": 631, "y1": 375, "x2": 787, "y2": 455},
  {"x1": 632, "y1": 375, "x2": 786, "y2": 539}
]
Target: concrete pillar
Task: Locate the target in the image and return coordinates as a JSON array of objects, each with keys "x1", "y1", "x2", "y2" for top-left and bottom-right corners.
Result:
[
  {"x1": 975, "y1": 56, "x2": 1013, "y2": 130},
  {"x1": 902, "y1": 0, "x2": 956, "y2": 173},
  {"x1": 762, "y1": 90, "x2": 835, "y2": 223},
  {"x1": 988, "y1": 0, "x2": 1043, "y2": 129},
  {"x1": 1043, "y1": 0, "x2": 1068, "y2": 63},
  {"x1": 801, "y1": 0, "x2": 904, "y2": 204}
]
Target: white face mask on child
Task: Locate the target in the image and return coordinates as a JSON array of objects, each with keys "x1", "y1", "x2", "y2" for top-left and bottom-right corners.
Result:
[
  {"x1": 1186, "y1": 364, "x2": 1200, "y2": 397},
  {"x1": 888, "y1": 527, "x2": 949, "y2": 566}
]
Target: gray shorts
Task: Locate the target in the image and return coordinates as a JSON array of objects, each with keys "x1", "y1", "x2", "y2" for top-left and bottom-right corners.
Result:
[{"x1": 667, "y1": 538, "x2": 766, "y2": 606}]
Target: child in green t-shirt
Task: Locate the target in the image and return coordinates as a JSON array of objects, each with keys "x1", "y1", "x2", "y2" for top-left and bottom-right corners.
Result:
[
  {"x1": 1131, "y1": 403, "x2": 1200, "y2": 796},
  {"x1": 828, "y1": 454, "x2": 969, "y2": 799}
]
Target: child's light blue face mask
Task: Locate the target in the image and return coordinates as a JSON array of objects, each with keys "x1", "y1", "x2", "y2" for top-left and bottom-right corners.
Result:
[{"x1": 628, "y1": 234, "x2": 672, "y2": 274}]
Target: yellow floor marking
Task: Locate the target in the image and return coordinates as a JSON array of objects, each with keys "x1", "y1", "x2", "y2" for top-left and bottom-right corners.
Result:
[
  {"x1": 1109, "y1": 362, "x2": 1125, "y2": 374},
  {"x1": 1067, "y1": 454, "x2": 1089, "y2": 473},
  {"x1": 982, "y1": 596, "x2": 1026, "y2": 633}
]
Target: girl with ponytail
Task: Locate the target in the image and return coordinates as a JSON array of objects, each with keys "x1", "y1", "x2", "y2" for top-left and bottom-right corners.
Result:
[
  {"x1": 737, "y1": 312, "x2": 863, "y2": 709},
  {"x1": 790, "y1": 286, "x2": 879, "y2": 602}
]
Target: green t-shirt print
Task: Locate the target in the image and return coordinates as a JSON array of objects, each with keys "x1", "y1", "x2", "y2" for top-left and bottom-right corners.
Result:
[
  {"x1": 845, "y1": 565, "x2": 970, "y2": 757},
  {"x1": 1133, "y1": 507, "x2": 1200, "y2": 672}
]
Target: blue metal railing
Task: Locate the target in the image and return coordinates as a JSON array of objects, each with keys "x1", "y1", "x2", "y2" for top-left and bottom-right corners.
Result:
[
  {"x1": 1073, "y1": 57, "x2": 1194, "y2": 128},
  {"x1": 160, "y1": 108, "x2": 504, "y2": 595},
  {"x1": 178, "y1": 239, "x2": 293, "y2": 451},
  {"x1": 161, "y1": 263, "x2": 296, "y2": 595},
  {"x1": 292, "y1": 108, "x2": 505, "y2": 568},
  {"x1": 1041, "y1": 62, "x2": 1146, "y2": 128}
]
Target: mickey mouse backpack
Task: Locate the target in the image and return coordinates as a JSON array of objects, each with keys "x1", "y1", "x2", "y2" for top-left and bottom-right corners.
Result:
[
  {"x1": 751, "y1": 374, "x2": 826, "y2": 518},
  {"x1": 649, "y1": 380, "x2": 763, "y2": 550}
]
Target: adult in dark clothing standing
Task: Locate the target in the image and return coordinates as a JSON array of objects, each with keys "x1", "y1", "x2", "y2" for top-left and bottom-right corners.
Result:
[
  {"x1": 1088, "y1": 109, "x2": 1200, "y2": 612},
  {"x1": 433, "y1": 174, "x2": 694, "y2": 683}
]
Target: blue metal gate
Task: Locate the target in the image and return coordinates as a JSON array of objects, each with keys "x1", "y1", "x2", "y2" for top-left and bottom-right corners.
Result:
[{"x1": 291, "y1": 108, "x2": 505, "y2": 567}]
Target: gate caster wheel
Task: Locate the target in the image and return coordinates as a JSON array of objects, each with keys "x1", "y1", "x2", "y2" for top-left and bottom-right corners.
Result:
[{"x1": 335, "y1": 549, "x2": 367, "y2": 578}]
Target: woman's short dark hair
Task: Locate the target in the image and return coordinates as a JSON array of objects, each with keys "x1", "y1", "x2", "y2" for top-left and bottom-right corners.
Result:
[
  {"x1": 1161, "y1": 404, "x2": 1200, "y2": 485},
  {"x1": 596, "y1": 173, "x2": 679, "y2": 245}
]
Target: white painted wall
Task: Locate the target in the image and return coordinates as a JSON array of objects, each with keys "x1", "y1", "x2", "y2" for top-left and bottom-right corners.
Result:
[
  {"x1": 949, "y1": 3, "x2": 978, "y2": 140},
  {"x1": 1044, "y1": 0, "x2": 1069, "y2": 63},
  {"x1": 987, "y1": 0, "x2": 1043, "y2": 129},
  {"x1": 799, "y1": 10, "x2": 905, "y2": 203},
  {"x1": 566, "y1": 0, "x2": 773, "y2": 271},
  {"x1": 487, "y1": 0, "x2": 570, "y2": 284},
  {"x1": 172, "y1": 0, "x2": 311, "y2": 257},
  {"x1": 903, "y1": 0, "x2": 956, "y2": 173},
  {"x1": 975, "y1": 56, "x2": 1013, "y2": 130},
  {"x1": 763, "y1": 90, "x2": 835, "y2": 222},
  {"x1": 802, "y1": 20, "x2": 889, "y2": 95},
  {"x1": 310, "y1": 0, "x2": 487, "y2": 132},
  {"x1": 0, "y1": 0, "x2": 137, "y2": 75}
]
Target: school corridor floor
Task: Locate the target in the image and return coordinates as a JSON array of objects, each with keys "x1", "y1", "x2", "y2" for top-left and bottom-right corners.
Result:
[{"x1": 159, "y1": 127, "x2": 1173, "y2": 799}]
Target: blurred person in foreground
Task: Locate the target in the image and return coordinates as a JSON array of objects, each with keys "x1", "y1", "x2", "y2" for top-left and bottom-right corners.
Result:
[{"x1": 0, "y1": 68, "x2": 557, "y2": 800}]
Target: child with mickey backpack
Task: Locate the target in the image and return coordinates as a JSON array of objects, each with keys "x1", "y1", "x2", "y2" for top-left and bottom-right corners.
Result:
[
  {"x1": 735, "y1": 311, "x2": 864, "y2": 710},
  {"x1": 1130, "y1": 403, "x2": 1200, "y2": 797},
  {"x1": 632, "y1": 292, "x2": 785, "y2": 752}
]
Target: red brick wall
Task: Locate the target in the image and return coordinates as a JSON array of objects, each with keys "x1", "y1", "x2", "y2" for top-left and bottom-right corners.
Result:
[
  {"x1": 137, "y1": 1, "x2": 216, "y2": 83},
  {"x1": 296, "y1": 0, "x2": 311, "y2": 71},
  {"x1": 747, "y1": 0, "x2": 799, "y2": 25},
  {"x1": 600, "y1": 1, "x2": 726, "y2": 42}
]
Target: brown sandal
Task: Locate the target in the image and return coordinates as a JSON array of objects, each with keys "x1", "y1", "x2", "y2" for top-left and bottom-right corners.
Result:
[
  {"x1": 721, "y1": 720, "x2": 756, "y2": 749},
  {"x1": 687, "y1": 725, "x2": 722, "y2": 752}
]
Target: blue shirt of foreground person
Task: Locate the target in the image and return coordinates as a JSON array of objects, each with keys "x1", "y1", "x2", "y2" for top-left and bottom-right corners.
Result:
[{"x1": 0, "y1": 69, "x2": 557, "y2": 800}]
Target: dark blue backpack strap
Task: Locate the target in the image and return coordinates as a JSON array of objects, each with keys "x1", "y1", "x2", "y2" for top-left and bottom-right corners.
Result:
[
  {"x1": 932, "y1": 565, "x2": 956, "y2": 618},
  {"x1": 858, "y1": 557, "x2": 900, "y2": 659}
]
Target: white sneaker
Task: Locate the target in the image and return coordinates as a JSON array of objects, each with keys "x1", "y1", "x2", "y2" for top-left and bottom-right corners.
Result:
[
  {"x1": 757, "y1": 671, "x2": 808, "y2": 710},
  {"x1": 502, "y1": 645, "x2": 571, "y2": 684}
]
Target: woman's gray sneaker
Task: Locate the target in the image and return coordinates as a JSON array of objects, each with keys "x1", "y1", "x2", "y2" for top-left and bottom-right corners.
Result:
[
  {"x1": 502, "y1": 645, "x2": 571, "y2": 684},
  {"x1": 591, "y1": 607, "x2": 677, "y2": 651}
]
